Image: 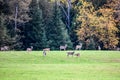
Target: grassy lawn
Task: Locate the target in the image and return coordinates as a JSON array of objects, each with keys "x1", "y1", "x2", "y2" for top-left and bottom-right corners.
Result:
[{"x1": 0, "y1": 51, "x2": 120, "y2": 80}]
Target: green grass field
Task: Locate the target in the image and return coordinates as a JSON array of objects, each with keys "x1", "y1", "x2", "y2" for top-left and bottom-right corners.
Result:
[{"x1": 0, "y1": 51, "x2": 120, "y2": 80}]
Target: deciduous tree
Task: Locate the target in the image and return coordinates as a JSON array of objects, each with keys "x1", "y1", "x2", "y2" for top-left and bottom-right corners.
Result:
[{"x1": 76, "y1": 0, "x2": 118, "y2": 49}]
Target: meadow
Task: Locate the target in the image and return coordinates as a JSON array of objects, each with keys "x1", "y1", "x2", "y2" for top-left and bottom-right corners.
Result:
[{"x1": 0, "y1": 51, "x2": 120, "y2": 80}]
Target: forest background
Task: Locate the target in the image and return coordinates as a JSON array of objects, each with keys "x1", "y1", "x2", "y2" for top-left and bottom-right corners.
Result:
[{"x1": 0, "y1": 0, "x2": 120, "y2": 50}]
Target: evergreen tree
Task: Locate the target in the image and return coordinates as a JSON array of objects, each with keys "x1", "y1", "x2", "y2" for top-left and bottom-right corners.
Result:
[
  {"x1": 46, "y1": 1, "x2": 72, "y2": 50},
  {"x1": 24, "y1": 0, "x2": 46, "y2": 50},
  {"x1": 0, "y1": 14, "x2": 7, "y2": 46}
]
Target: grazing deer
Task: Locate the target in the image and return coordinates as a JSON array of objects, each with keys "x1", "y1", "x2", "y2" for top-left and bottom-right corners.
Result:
[
  {"x1": 60, "y1": 44, "x2": 67, "y2": 50},
  {"x1": 43, "y1": 48, "x2": 50, "y2": 51},
  {"x1": 26, "y1": 46, "x2": 33, "y2": 52},
  {"x1": 1, "y1": 46, "x2": 9, "y2": 51},
  {"x1": 67, "y1": 51, "x2": 74, "y2": 57},
  {"x1": 43, "y1": 50, "x2": 47, "y2": 56},
  {"x1": 74, "y1": 53, "x2": 80, "y2": 57},
  {"x1": 76, "y1": 43, "x2": 82, "y2": 50},
  {"x1": 1, "y1": 47, "x2": 5, "y2": 51}
]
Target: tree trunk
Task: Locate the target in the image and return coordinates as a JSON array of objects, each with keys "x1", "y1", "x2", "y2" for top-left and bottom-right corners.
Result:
[{"x1": 15, "y1": 3, "x2": 18, "y2": 32}]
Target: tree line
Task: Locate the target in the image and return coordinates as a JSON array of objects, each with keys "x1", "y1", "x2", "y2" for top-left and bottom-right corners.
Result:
[{"x1": 0, "y1": 0, "x2": 120, "y2": 50}]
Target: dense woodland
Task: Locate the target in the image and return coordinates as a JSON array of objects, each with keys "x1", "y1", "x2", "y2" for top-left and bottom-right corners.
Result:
[{"x1": 0, "y1": 0, "x2": 120, "y2": 50}]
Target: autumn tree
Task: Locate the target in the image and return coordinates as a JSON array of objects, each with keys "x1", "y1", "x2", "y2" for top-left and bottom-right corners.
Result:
[
  {"x1": 104, "y1": 0, "x2": 120, "y2": 48},
  {"x1": 76, "y1": 0, "x2": 118, "y2": 50}
]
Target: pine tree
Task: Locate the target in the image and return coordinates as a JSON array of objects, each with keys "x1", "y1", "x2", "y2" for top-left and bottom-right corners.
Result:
[
  {"x1": 0, "y1": 14, "x2": 7, "y2": 46},
  {"x1": 24, "y1": 0, "x2": 45, "y2": 50},
  {"x1": 46, "y1": 1, "x2": 72, "y2": 50}
]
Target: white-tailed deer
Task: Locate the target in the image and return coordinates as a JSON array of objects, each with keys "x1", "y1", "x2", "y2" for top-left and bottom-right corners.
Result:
[
  {"x1": 74, "y1": 53, "x2": 80, "y2": 57},
  {"x1": 116, "y1": 47, "x2": 120, "y2": 51},
  {"x1": 60, "y1": 44, "x2": 67, "y2": 50},
  {"x1": 67, "y1": 51, "x2": 74, "y2": 57},
  {"x1": 1, "y1": 46, "x2": 9, "y2": 51},
  {"x1": 43, "y1": 50, "x2": 47, "y2": 56},
  {"x1": 43, "y1": 48, "x2": 50, "y2": 51},
  {"x1": 26, "y1": 46, "x2": 33, "y2": 52},
  {"x1": 98, "y1": 46, "x2": 101, "y2": 50},
  {"x1": 1, "y1": 47, "x2": 4, "y2": 51},
  {"x1": 76, "y1": 43, "x2": 82, "y2": 50}
]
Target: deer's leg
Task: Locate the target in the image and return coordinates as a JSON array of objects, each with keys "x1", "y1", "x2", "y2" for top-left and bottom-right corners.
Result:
[{"x1": 67, "y1": 54, "x2": 69, "y2": 57}]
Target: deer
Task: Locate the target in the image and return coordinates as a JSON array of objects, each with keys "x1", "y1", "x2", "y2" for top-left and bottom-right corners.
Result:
[
  {"x1": 67, "y1": 51, "x2": 74, "y2": 57},
  {"x1": 60, "y1": 44, "x2": 67, "y2": 50},
  {"x1": 1, "y1": 46, "x2": 9, "y2": 51},
  {"x1": 75, "y1": 43, "x2": 82, "y2": 50},
  {"x1": 74, "y1": 53, "x2": 80, "y2": 57},
  {"x1": 1, "y1": 47, "x2": 5, "y2": 51},
  {"x1": 43, "y1": 50, "x2": 47, "y2": 56},
  {"x1": 26, "y1": 46, "x2": 33, "y2": 52},
  {"x1": 43, "y1": 48, "x2": 50, "y2": 51},
  {"x1": 42, "y1": 48, "x2": 50, "y2": 56},
  {"x1": 98, "y1": 46, "x2": 101, "y2": 50},
  {"x1": 116, "y1": 47, "x2": 120, "y2": 51}
]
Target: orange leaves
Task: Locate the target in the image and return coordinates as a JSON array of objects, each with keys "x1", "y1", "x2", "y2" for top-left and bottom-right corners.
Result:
[{"x1": 76, "y1": 0, "x2": 119, "y2": 49}]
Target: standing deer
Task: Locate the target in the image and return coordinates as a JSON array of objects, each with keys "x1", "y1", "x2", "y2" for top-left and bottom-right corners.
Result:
[
  {"x1": 60, "y1": 44, "x2": 67, "y2": 50},
  {"x1": 26, "y1": 46, "x2": 33, "y2": 52},
  {"x1": 75, "y1": 43, "x2": 82, "y2": 50},
  {"x1": 98, "y1": 46, "x2": 101, "y2": 50},
  {"x1": 67, "y1": 51, "x2": 74, "y2": 57},
  {"x1": 42, "y1": 48, "x2": 50, "y2": 56},
  {"x1": 43, "y1": 48, "x2": 50, "y2": 51},
  {"x1": 43, "y1": 50, "x2": 47, "y2": 56},
  {"x1": 116, "y1": 47, "x2": 120, "y2": 51}
]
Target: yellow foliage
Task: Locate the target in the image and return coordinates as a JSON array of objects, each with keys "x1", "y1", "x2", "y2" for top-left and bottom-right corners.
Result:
[{"x1": 76, "y1": 0, "x2": 119, "y2": 49}]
